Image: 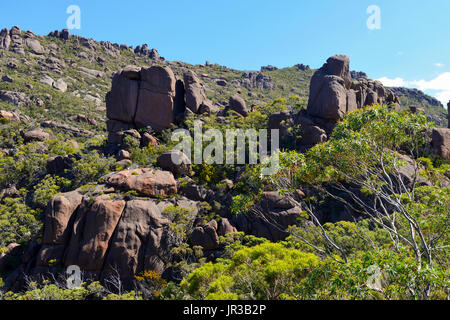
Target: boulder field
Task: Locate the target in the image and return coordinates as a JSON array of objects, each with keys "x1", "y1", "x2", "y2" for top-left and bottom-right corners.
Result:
[{"x1": 3, "y1": 53, "x2": 449, "y2": 291}]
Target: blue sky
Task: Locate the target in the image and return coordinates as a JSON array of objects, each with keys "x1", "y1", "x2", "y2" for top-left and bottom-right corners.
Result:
[{"x1": 1, "y1": 0, "x2": 449, "y2": 105}]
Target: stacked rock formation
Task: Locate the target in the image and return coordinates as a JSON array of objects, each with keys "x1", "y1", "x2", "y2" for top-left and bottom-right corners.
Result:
[
  {"x1": 240, "y1": 71, "x2": 275, "y2": 90},
  {"x1": 0, "y1": 28, "x2": 11, "y2": 50},
  {"x1": 105, "y1": 66, "x2": 214, "y2": 152},
  {"x1": 270, "y1": 55, "x2": 400, "y2": 149},
  {"x1": 48, "y1": 29, "x2": 71, "y2": 40},
  {"x1": 1, "y1": 26, "x2": 26, "y2": 55},
  {"x1": 134, "y1": 44, "x2": 160, "y2": 60},
  {"x1": 304, "y1": 54, "x2": 398, "y2": 127}
]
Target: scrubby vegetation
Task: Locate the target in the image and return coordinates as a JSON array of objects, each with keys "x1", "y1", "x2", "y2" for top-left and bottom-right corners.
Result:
[{"x1": 0, "y1": 28, "x2": 448, "y2": 301}]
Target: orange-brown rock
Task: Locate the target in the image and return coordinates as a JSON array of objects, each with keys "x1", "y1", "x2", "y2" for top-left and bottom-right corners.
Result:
[
  {"x1": 64, "y1": 196, "x2": 126, "y2": 270},
  {"x1": 106, "y1": 169, "x2": 177, "y2": 197}
]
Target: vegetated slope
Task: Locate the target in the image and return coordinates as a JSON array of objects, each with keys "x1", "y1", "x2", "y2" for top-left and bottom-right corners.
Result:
[
  {"x1": 1, "y1": 27, "x2": 449, "y2": 300},
  {"x1": 390, "y1": 87, "x2": 447, "y2": 126},
  {"x1": 0, "y1": 26, "x2": 446, "y2": 141}
]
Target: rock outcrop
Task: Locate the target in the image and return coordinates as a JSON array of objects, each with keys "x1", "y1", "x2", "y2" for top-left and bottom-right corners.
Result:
[
  {"x1": 0, "y1": 110, "x2": 20, "y2": 122},
  {"x1": 183, "y1": 70, "x2": 212, "y2": 113},
  {"x1": 29, "y1": 168, "x2": 197, "y2": 289},
  {"x1": 432, "y1": 128, "x2": 450, "y2": 160},
  {"x1": 240, "y1": 71, "x2": 274, "y2": 90},
  {"x1": 0, "y1": 28, "x2": 11, "y2": 50},
  {"x1": 233, "y1": 191, "x2": 302, "y2": 241},
  {"x1": 23, "y1": 128, "x2": 50, "y2": 142},
  {"x1": 306, "y1": 54, "x2": 397, "y2": 122},
  {"x1": 134, "y1": 44, "x2": 159, "y2": 60},
  {"x1": 106, "y1": 65, "x2": 176, "y2": 131},
  {"x1": 448, "y1": 101, "x2": 450, "y2": 129},
  {"x1": 261, "y1": 65, "x2": 278, "y2": 72},
  {"x1": 228, "y1": 94, "x2": 248, "y2": 117},
  {"x1": 157, "y1": 150, "x2": 192, "y2": 177},
  {"x1": 0, "y1": 90, "x2": 29, "y2": 106},
  {"x1": 48, "y1": 29, "x2": 70, "y2": 40},
  {"x1": 281, "y1": 55, "x2": 399, "y2": 149},
  {"x1": 106, "y1": 168, "x2": 178, "y2": 197},
  {"x1": 105, "y1": 65, "x2": 220, "y2": 153}
]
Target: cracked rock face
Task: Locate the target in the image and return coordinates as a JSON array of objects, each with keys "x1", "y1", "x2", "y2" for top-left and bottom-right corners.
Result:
[
  {"x1": 105, "y1": 65, "x2": 178, "y2": 144},
  {"x1": 32, "y1": 168, "x2": 191, "y2": 289},
  {"x1": 307, "y1": 55, "x2": 398, "y2": 123},
  {"x1": 104, "y1": 65, "x2": 218, "y2": 152},
  {"x1": 286, "y1": 54, "x2": 400, "y2": 149}
]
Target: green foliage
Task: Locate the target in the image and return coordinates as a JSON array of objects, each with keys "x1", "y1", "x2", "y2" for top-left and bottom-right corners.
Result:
[
  {"x1": 129, "y1": 144, "x2": 170, "y2": 167},
  {"x1": 299, "y1": 250, "x2": 449, "y2": 300},
  {"x1": 287, "y1": 220, "x2": 393, "y2": 259},
  {"x1": 0, "y1": 196, "x2": 40, "y2": 247},
  {"x1": 162, "y1": 205, "x2": 196, "y2": 243},
  {"x1": 180, "y1": 242, "x2": 320, "y2": 300},
  {"x1": 0, "y1": 142, "x2": 47, "y2": 190},
  {"x1": 71, "y1": 151, "x2": 115, "y2": 187},
  {"x1": 32, "y1": 175, "x2": 72, "y2": 208},
  {"x1": 1, "y1": 281, "x2": 141, "y2": 300},
  {"x1": 135, "y1": 270, "x2": 167, "y2": 299},
  {"x1": 193, "y1": 163, "x2": 234, "y2": 186},
  {"x1": 332, "y1": 105, "x2": 430, "y2": 153}
]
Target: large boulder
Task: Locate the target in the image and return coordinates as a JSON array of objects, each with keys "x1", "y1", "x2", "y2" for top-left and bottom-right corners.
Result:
[
  {"x1": 0, "y1": 110, "x2": 20, "y2": 122},
  {"x1": 307, "y1": 55, "x2": 397, "y2": 123},
  {"x1": 29, "y1": 184, "x2": 200, "y2": 290},
  {"x1": 292, "y1": 54, "x2": 399, "y2": 149},
  {"x1": 296, "y1": 112, "x2": 328, "y2": 146},
  {"x1": 64, "y1": 196, "x2": 126, "y2": 271},
  {"x1": 432, "y1": 128, "x2": 450, "y2": 160},
  {"x1": 24, "y1": 128, "x2": 49, "y2": 142},
  {"x1": 307, "y1": 55, "x2": 352, "y2": 121},
  {"x1": 268, "y1": 110, "x2": 293, "y2": 138},
  {"x1": 190, "y1": 220, "x2": 220, "y2": 250},
  {"x1": 106, "y1": 67, "x2": 140, "y2": 123},
  {"x1": 229, "y1": 94, "x2": 248, "y2": 117},
  {"x1": 183, "y1": 70, "x2": 209, "y2": 113},
  {"x1": 46, "y1": 155, "x2": 74, "y2": 174},
  {"x1": 25, "y1": 38, "x2": 43, "y2": 54},
  {"x1": 101, "y1": 199, "x2": 172, "y2": 285},
  {"x1": 0, "y1": 28, "x2": 11, "y2": 50},
  {"x1": 134, "y1": 66, "x2": 176, "y2": 130},
  {"x1": 42, "y1": 191, "x2": 83, "y2": 245},
  {"x1": 106, "y1": 65, "x2": 177, "y2": 132},
  {"x1": 233, "y1": 191, "x2": 302, "y2": 241},
  {"x1": 106, "y1": 168, "x2": 178, "y2": 197},
  {"x1": 157, "y1": 150, "x2": 192, "y2": 177}
]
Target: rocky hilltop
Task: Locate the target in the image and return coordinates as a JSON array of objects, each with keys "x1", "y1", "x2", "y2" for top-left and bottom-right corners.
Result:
[{"x1": 0, "y1": 26, "x2": 449, "y2": 296}]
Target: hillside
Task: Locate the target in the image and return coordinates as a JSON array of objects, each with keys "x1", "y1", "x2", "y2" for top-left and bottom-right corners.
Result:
[
  {"x1": 1, "y1": 26, "x2": 446, "y2": 138},
  {"x1": 0, "y1": 27, "x2": 449, "y2": 301}
]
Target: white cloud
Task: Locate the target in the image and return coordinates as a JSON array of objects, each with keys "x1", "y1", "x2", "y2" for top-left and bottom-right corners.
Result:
[
  {"x1": 410, "y1": 72, "x2": 450, "y2": 91},
  {"x1": 436, "y1": 91, "x2": 450, "y2": 107},
  {"x1": 377, "y1": 72, "x2": 450, "y2": 106},
  {"x1": 377, "y1": 77, "x2": 407, "y2": 87},
  {"x1": 435, "y1": 62, "x2": 445, "y2": 67}
]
